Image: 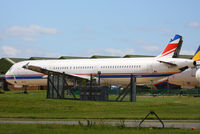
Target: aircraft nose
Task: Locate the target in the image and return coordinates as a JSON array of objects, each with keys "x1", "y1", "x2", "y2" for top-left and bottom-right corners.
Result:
[
  {"x1": 5, "y1": 69, "x2": 14, "y2": 84},
  {"x1": 5, "y1": 71, "x2": 11, "y2": 80}
]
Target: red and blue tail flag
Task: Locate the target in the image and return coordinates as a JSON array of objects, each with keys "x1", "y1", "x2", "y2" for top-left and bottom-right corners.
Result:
[{"x1": 157, "y1": 34, "x2": 182, "y2": 58}]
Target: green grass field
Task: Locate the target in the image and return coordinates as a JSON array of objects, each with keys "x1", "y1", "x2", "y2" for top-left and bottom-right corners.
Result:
[
  {"x1": 0, "y1": 124, "x2": 199, "y2": 134},
  {"x1": 0, "y1": 90, "x2": 200, "y2": 120}
]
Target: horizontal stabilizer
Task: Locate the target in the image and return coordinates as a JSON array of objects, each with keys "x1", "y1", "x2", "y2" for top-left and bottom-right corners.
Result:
[{"x1": 157, "y1": 60, "x2": 177, "y2": 66}]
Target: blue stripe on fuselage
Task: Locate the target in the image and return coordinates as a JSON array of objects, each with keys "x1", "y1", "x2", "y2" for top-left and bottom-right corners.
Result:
[
  {"x1": 5, "y1": 74, "x2": 174, "y2": 80},
  {"x1": 5, "y1": 76, "x2": 44, "y2": 79},
  {"x1": 99, "y1": 74, "x2": 172, "y2": 78}
]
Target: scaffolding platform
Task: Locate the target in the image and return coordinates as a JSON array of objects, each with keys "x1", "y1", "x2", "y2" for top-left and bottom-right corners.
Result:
[{"x1": 46, "y1": 70, "x2": 136, "y2": 102}]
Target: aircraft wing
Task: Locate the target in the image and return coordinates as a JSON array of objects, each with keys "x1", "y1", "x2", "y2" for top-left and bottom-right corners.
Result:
[
  {"x1": 145, "y1": 77, "x2": 168, "y2": 89},
  {"x1": 23, "y1": 64, "x2": 93, "y2": 81},
  {"x1": 152, "y1": 77, "x2": 168, "y2": 86}
]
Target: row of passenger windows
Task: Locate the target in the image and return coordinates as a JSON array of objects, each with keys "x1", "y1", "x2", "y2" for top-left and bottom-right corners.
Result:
[
  {"x1": 53, "y1": 66, "x2": 94, "y2": 70},
  {"x1": 101, "y1": 65, "x2": 141, "y2": 69},
  {"x1": 52, "y1": 65, "x2": 141, "y2": 70}
]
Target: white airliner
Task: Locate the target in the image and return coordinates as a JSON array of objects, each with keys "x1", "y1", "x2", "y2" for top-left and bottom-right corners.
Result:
[
  {"x1": 5, "y1": 35, "x2": 196, "y2": 86},
  {"x1": 168, "y1": 67, "x2": 199, "y2": 89},
  {"x1": 167, "y1": 46, "x2": 200, "y2": 89}
]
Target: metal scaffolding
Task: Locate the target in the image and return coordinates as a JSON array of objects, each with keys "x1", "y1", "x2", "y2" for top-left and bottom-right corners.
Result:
[
  {"x1": 116, "y1": 75, "x2": 137, "y2": 102},
  {"x1": 47, "y1": 71, "x2": 136, "y2": 102}
]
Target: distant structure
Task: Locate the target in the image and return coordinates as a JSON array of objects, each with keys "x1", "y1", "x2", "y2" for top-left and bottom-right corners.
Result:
[
  {"x1": 91, "y1": 55, "x2": 121, "y2": 58},
  {"x1": 123, "y1": 55, "x2": 154, "y2": 58}
]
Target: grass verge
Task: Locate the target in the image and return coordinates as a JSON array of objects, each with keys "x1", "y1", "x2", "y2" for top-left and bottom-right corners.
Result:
[{"x1": 0, "y1": 90, "x2": 199, "y2": 120}]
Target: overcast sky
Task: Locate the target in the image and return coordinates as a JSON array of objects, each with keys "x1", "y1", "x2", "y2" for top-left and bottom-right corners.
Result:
[{"x1": 0, "y1": 0, "x2": 200, "y2": 58}]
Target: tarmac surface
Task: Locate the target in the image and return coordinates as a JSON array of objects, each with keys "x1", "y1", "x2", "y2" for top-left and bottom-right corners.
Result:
[{"x1": 0, "y1": 118, "x2": 199, "y2": 129}]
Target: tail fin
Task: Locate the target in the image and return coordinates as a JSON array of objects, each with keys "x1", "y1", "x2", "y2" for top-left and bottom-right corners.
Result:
[
  {"x1": 192, "y1": 45, "x2": 200, "y2": 61},
  {"x1": 157, "y1": 34, "x2": 183, "y2": 58}
]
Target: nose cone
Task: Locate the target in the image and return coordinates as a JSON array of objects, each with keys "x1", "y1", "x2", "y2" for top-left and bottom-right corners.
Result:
[{"x1": 5, "y1": 70, "x2": 15, "y2": 84}]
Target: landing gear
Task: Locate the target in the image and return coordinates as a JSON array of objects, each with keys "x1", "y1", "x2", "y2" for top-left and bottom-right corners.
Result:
[{"x1": 23, "y1": 85, "x2": 28, "y2": 94}]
